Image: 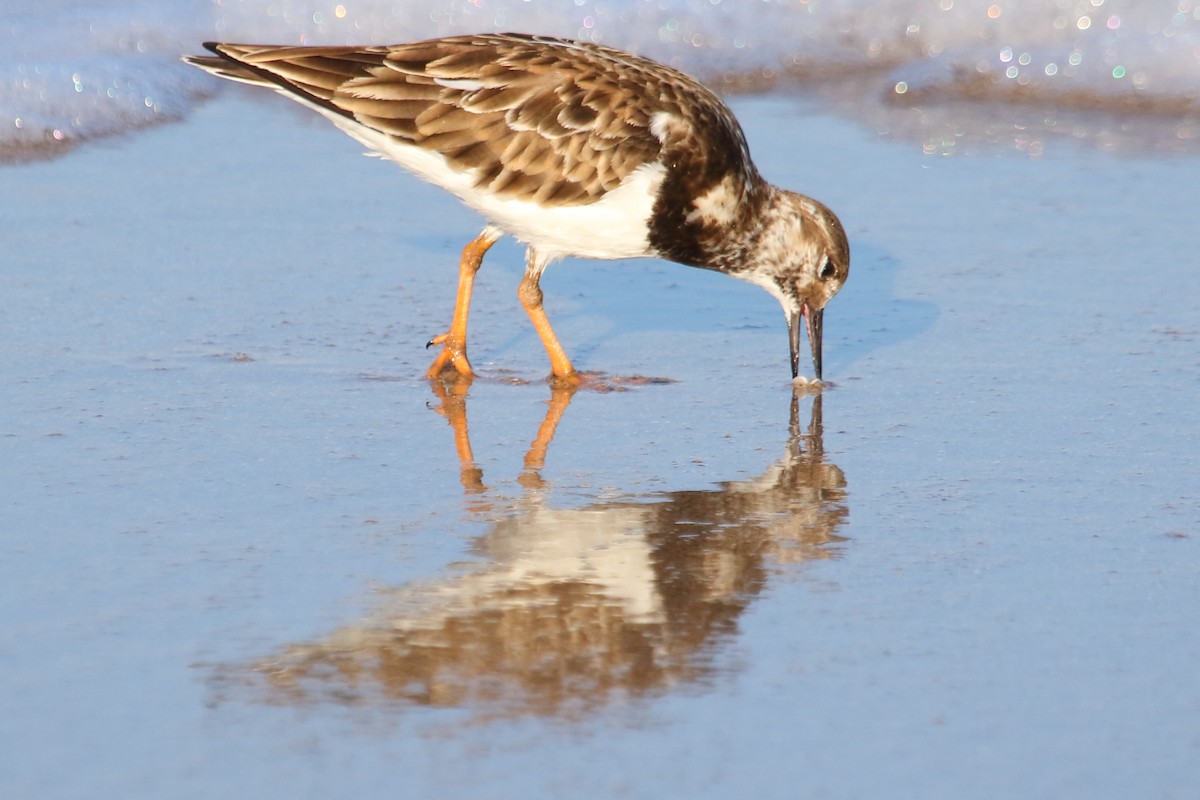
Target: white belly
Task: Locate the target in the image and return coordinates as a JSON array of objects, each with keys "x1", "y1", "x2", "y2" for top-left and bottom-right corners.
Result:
[{"x1": 312, "y1": 105, "x2": 664, "y2": 263}]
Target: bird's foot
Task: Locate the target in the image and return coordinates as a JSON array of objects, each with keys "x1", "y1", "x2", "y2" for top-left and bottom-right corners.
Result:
[{"x1": 424, "y1": 333, "x2": 475, "y2": 379}]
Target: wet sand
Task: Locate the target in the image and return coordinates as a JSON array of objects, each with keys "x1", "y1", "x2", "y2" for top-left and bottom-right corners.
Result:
[{"x1": 2, "y1": 88, "x2": 1198, "y2": 798}]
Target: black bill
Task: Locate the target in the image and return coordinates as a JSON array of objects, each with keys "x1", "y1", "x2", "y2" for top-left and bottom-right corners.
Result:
[{"x1": 787, "y1": 304, "x2": 823, "y2": 381}]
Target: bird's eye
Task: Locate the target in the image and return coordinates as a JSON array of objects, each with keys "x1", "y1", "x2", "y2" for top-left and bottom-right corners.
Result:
[{"x1": 819, "y1": 258, "x2": 837, "y2": 281}]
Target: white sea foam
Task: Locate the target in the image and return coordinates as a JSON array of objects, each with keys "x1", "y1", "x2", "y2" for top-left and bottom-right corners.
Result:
[{"x1": 2, "y1": 0, "x2": 1198, "y2": 159}]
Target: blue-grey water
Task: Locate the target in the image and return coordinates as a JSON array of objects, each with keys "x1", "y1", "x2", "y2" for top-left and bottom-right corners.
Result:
[{"x1": 2, "y1": 50, "x2": 1199, "y2": 800}]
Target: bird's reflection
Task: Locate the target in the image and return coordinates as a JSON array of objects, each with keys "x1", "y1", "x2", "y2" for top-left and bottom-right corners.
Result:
[{"x1": 209, "y1": 380, "x2": 849, "y2": 720}]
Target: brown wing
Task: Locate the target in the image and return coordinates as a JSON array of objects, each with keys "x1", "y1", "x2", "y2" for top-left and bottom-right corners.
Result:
[{"x1": 196, "y1": 34, "x2": 743, "y2": 207}]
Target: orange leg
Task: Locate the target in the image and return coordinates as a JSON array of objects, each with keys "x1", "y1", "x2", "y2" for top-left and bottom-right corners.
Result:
[
  {"x1": 517, "y1": 252, "x2": 578, "y2": 383},
  {"x1": 425, "y1": 229, "x2": 498, "y2": 379}
]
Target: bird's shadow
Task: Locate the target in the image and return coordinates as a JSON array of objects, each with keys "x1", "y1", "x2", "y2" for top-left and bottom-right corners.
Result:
[
  {"x1": 462, "y1": 239, "x2": 934, "y2": 381},
  {"x1": 823, "y1": 241, "x2": 938, "y2": 377}
]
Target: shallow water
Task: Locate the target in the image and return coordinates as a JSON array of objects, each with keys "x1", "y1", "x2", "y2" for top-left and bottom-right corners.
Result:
[{"x1": 2, "y1": 85, "x2": 1198, "y2": 798}]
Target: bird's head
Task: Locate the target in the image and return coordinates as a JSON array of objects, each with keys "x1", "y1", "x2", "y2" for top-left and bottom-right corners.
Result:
[{"x1": 741, "y1": 190, "x2": 849, "y2": 382}]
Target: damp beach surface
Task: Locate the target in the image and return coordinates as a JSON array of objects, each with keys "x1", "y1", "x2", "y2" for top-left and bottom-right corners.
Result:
[{"x1": 4, "y1": 83, "x2": 1200, "y2": 800}]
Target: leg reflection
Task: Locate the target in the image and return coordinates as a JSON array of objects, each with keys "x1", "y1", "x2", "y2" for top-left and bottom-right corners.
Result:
[
  {"x1": 427, "y1": 377, "x2": 579, "y2": 501},
  {"x1": 427, "y1": 376, "x2": 486, "y2": 496},
  {"x1": 519, "y1": 385, "x2": 577, "y2": 490}
]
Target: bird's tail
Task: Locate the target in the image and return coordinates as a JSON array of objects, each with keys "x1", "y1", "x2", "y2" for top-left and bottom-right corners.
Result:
[{"x1": 181, "y1": 44, "x2": 274, "y2": 89}]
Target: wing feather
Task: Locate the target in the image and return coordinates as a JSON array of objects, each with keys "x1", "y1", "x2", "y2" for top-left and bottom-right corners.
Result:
[{"x1": 190, "y1": 34, "x2": 752, "y2": 207}]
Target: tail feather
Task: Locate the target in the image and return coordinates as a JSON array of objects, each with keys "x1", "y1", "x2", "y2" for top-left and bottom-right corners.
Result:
[
  {"x1": 182, "y1": 43, "x2": 370, "y2": 113},
  {"x1": 181, "y1": 52, "x2": 274, "y2": 89}
]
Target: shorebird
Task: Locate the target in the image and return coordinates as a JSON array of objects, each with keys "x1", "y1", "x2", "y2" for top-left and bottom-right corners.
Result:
[{"x1": 185, "y1": 33, "x2": 848, "y2": 384}]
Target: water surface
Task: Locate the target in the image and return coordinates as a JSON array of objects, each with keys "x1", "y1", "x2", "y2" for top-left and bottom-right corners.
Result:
[{"x1": 2, "y1": 62, "x2": 1198, "y2": 800}]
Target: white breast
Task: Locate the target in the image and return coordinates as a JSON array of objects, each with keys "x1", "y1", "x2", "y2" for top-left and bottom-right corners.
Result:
[{"x1": 296, "y1": 96, "x2": 665, "y2": 263}]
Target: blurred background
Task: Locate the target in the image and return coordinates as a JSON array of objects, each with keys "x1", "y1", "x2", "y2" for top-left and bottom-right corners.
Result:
[{"x1": 5, "y1": 0, "x2": 1200, "y2": 160}]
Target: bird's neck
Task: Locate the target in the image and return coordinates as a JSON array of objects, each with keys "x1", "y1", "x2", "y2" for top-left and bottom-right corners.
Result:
[{"x1": 647, "y1": 167, "x2": 769, "y2": 272}]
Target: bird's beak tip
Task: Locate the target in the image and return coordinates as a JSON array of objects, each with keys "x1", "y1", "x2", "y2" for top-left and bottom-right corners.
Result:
[
  {"x1": 787, "y1": 301, "x2": 824, "y2": 382},
  {"x1": 804, "y1": 303, "x2": 823, "y2": 383},
  {"x1": 787, "y1": 307, "x2": 802, "y2": 380}
]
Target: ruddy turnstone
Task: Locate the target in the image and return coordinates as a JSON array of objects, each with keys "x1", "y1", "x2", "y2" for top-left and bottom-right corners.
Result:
[{"x1": 185, "y1": 33, "x2": 848, "y2": 383}]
